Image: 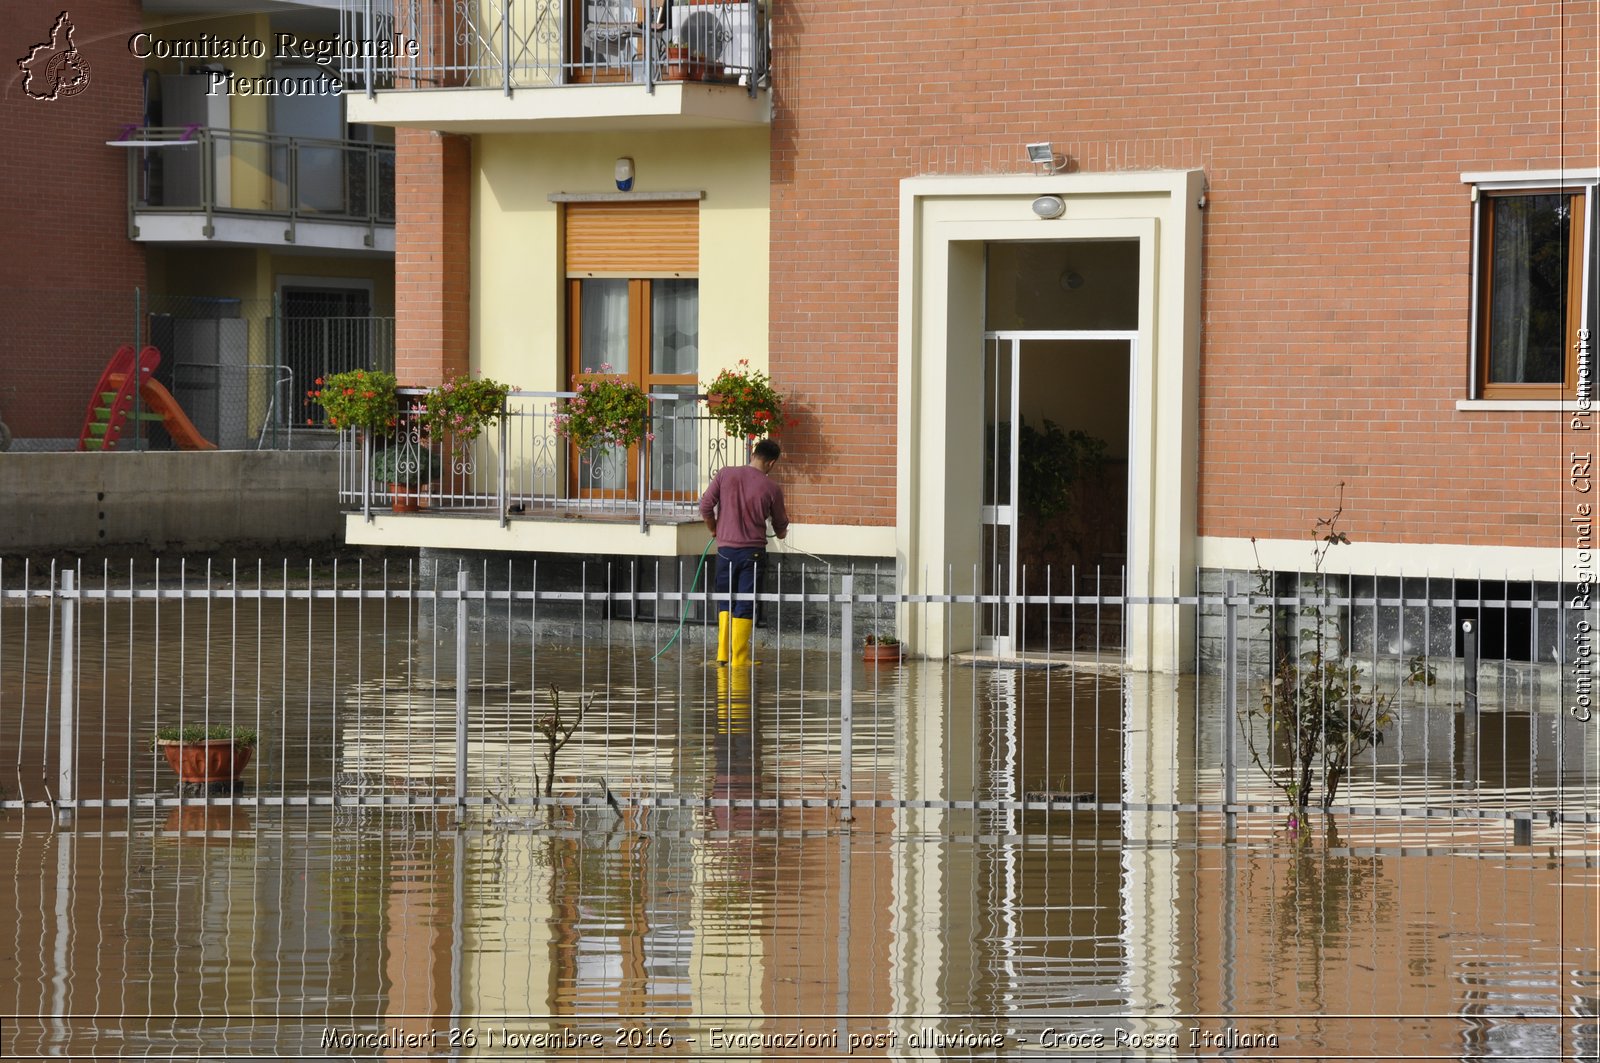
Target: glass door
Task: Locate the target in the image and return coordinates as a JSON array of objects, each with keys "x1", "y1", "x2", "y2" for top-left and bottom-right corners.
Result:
[
  {"x1": 567, "y1": 277, "x2": 698, "y2": 500},
  {"x1": 980, "y1": 334, "x2": 1019, "y2": 655}
]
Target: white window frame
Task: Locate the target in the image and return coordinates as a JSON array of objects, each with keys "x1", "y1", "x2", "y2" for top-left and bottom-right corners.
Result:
[{"x1": 1460, "y1": 169, "x2": 1598, "y2": 408}]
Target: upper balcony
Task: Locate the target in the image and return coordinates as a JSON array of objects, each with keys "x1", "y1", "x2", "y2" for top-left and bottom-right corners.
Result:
[
  {"x1": 112, "y1": 126, "x2": 396, "y2": 256},
  {"x1": 336, "y1": 0, "x2": 770, "y2": 132}
]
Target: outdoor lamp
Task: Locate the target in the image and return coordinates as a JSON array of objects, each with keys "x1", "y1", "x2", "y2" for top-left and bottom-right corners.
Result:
[{"x1": 615, "y1": 156, "x2": 634, "y2": 191}]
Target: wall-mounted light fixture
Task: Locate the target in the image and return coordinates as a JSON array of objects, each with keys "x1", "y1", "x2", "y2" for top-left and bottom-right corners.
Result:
[
  {"x1": 1031, "y1": 195, "x2": 1066, "y2": 220},
  {"x1": 1026, "y1": 141, "x2": 1067, "y2": 173},
  {"x1": 614, "y1": 156, "x2": 634, "y2": 192}
]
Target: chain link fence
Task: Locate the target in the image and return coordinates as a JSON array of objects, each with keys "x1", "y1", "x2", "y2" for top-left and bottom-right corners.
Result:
[{"x1": 0, "y1": 287, "x2": 393, "y2": 452}]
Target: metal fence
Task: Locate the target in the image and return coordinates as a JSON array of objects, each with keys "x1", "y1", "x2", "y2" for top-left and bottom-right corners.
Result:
[
  {"x1": 2, "y1": 559, "x2": 1595, "y2": 841},
  {"x1": 340, "y1": 390, "x2": 738, "y2": 525},
  {"x1": 338, "y1": 0, "x2": 768, "y2": 94},
  {"x1": 0, "y1": 286, "x2": 394, "y2": 451}
]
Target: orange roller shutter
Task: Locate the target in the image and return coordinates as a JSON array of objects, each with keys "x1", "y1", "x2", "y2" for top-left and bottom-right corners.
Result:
[{"x1": 564, "y1": 201, "x2": 699, "y2": 276}]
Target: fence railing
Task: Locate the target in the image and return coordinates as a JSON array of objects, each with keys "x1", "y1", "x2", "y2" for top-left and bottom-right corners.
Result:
[
  {"x1": 3, "y1": 560, "x2": 1595, "y2": 842},
  {"x1": 339, "y1": 389, "x2": 738, "y2": 526},
  {"x1": 117, "y1": 126, "x2": 395, "y2": 243},
  {"x1": 338, "y1": 0, "x2": 768, "y2": 96}
]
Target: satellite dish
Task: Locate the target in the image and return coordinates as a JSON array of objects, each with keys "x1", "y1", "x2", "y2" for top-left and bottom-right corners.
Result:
[{"x1": 676, "y1": 10, "x2": 729, "y2": 61}]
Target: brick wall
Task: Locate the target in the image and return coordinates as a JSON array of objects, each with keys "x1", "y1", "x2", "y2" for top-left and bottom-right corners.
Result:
[
  {"x1": 770, "y1": 1, "x2": 1598, "y2": 549},
  {"x1": 394, "y1": 129, "x2": 471, "y2": 387},
  {"x1": 1, "y1": 0, "x2": 147, "y2": 441}
]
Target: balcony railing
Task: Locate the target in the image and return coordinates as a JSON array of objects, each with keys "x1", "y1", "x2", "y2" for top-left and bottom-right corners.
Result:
[
  {"x1": 338, "y1": 389, "x2": 742, "y2": 529},
  {"x1": 338, "y1": 0, "x2": 767, "y2": 96},
  {"x1": 115, "y1": 126, "x2": 395, "y2": 247}
]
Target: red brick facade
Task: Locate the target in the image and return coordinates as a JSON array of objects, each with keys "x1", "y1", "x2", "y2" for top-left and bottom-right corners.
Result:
[
  {"x1": 394, "y1": 128, "x2": 471, "y2": 387},
  {"x1": 769, "y1": 1, "x2": 1598, "y2": 548},
  {"x1": 1, "y1": 0, "x2": 148, "y2": 440}
]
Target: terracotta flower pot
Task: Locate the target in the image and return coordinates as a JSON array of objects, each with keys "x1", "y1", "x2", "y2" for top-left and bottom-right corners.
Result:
[
  {"x1": 160, "y1": 739, "x2": 255, "y2": 784},
  {"x1": 863, "y1": 641, "x2": 903, "y2": 664},
  {"x1": 389, "y1": 483, "x2": 421, "y2": 512}
]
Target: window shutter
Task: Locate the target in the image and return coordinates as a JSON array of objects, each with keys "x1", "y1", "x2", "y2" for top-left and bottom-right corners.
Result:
[{"x1": 564, "y1": 201, "x2": 699, "y2": 276}]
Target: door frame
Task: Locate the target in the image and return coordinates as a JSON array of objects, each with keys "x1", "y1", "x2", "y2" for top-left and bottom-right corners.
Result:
[{"x1": 979, "y1": 330, "x2": 1138, "y2": 656}]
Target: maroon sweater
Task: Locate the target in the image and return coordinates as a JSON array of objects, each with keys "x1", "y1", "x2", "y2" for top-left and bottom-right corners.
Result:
[{"x1": 699, "y1": 465, "x2": 789, "y2": 548}]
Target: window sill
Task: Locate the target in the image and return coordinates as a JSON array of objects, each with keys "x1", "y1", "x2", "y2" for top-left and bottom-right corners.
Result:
[{"x1": 1455, "y1": 399, "x2": 1590, "y2": 411}]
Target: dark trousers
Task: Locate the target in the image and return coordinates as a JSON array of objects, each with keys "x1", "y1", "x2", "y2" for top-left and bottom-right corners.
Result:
[{"x1": 714, "y1": 546, "x2": 765, "y2": 619}]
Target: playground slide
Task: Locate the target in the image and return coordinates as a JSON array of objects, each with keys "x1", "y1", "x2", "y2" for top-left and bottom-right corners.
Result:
[{"x1": 139, "y1": 379, "x2": 217, "y2": 451}]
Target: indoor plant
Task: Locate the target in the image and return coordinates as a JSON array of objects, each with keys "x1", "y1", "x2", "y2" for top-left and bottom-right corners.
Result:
[
  {"x1": 310, "y1": 369, "x2": 399, "y2": 434},
  {"x1": 155, "y1": 723, "x2": 259, "y2": 787},
  {"x1": 554, "y1": 365, "x2": 652, "y2": 451},
  {"x1": 704, "y1": 359, "x2": 785, "y2": 440},
  {"x1": 420, "y1": 374, "x2": 512, "y2": 455}
]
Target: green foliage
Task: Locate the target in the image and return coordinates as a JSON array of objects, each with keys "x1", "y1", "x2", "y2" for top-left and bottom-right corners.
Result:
[
  {"x1": 555, "y1": 370, "x2": 651, "y2": 451},
  {"x1": 370, "y1": 440, "x2": 440, "y2": 486},
  {"x1": 155, "y1": 724, "x2": 258, "y2": 746},
  {"x1": 704, "y1": 359, "x2": 785, "y2": 441},
  {"x1": 420, "y1": 375, "x2": 512, "y2": 453},
  {"x1": 311, "y1": 369, "x2": 398, "y2": 434},
  {"x1": 864, "y1": 631, "x2": 901, "y2": 646},
  {"x1": 1243, "y1": 484, "x2": 1436, "y2": 819},
  {"x1": 1018, "y1": 420, "x2": 1109, "y2": 519}
]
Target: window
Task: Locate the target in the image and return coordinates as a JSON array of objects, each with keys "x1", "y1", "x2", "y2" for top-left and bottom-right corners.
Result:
[
  {"x1": 562, "y1": 199, "x2": 701, "y2": 497},
  {"x1": 1474, "y1": 184, "x2": 1596, "y2": 399},
  {"x1": 566, "y1": 277, "x2": 700, "y2": 495}
]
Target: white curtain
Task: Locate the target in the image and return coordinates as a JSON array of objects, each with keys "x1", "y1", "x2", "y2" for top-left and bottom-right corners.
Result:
[
  {"x1": 1488, "y1": 197, "x2": 1533, "y2": 383},
  {"x1": 651, "y1": 279, "x2": 699, "y2": 375},
  {"x1": 580, "y1": 279, "x2": 630, "y2": 373}
]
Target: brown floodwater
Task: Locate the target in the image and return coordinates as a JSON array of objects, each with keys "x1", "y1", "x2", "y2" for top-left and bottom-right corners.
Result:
[{"x1": 1, "y1": 589, "x2": 1596, "y2": 1059}]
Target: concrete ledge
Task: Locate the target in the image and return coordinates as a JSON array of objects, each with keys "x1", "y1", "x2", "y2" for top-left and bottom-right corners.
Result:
[{"x1": 0, "y1": 452, "x2": 342, "y2": 553}]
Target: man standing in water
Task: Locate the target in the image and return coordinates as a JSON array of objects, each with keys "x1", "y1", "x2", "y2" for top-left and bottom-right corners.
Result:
[{"x1": 699, "y1": 439, "x2": 789, "y2": 668}]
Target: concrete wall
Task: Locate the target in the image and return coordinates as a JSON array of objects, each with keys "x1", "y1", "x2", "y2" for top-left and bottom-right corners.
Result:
[{"x1": 0, "y1": 452, "x2": 341, "y2": 553}]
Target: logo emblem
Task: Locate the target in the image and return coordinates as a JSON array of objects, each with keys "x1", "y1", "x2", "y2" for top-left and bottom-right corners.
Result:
[{"x1": 18, "y1": 12, "x2": 92, "y2": 100}]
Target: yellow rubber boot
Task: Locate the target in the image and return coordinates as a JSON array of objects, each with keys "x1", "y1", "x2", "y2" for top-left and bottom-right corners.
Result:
[
  {"x1": 715, "y1": 611, "x2": 731, "y2": 665},
  {"x1": 730, "y1": 616, "x2": 755, "y2": 670},
  {"x1": 715, "y1": 666, "x2": 751, "y2": 734}
]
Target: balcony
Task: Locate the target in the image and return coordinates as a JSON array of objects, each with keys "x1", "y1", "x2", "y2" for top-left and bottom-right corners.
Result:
[
  {"x1": 111, "y1": 127, "x2": 396, "y2": 255},
  {"x1": 340, "y1": 389, "x2": 742, "y2": 555},
  {"x1": 336, "y1": 0, "x2": 770, "y2": 132}
]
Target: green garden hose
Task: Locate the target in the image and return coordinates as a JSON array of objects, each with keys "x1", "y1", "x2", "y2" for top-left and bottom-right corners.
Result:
[{"x1": 651, "y1": 538, "x2": 716, "y2": 661}]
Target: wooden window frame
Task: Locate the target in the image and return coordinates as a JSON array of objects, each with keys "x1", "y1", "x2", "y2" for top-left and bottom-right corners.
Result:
[{"x1": 1475, "y1": 187, "x2": 1593, "y2": 400}]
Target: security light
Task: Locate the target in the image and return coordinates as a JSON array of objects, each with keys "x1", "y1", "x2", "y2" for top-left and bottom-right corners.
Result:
[{"x1": 1026, "y1": 142, "x2": 1066, "y2": 172}]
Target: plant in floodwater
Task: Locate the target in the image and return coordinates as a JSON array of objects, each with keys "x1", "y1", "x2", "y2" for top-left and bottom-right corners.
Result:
[
  {"x1": 1241, "y1": 484, "x2": 1434, "y2": 821},
  {"x1": 533, "y1": 684, "x2": 592, "y2": 798}
]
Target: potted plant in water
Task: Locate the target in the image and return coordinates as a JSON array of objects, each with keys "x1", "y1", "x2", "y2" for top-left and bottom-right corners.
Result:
[
  {"x1": 370, "y1": 439, "x2": 441, "y2": 512},
  {"x1": 155, "y1": 723, "x2": 259, "y2": 789},
  {"x1": 704, "y1": 359, "x2": 786, "y2": 441},
  {"x1": 863, "y1": 631, "x2": 903, "y2": 664}
]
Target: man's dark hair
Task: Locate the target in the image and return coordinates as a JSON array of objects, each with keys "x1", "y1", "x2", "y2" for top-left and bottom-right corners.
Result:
[{"x1": 753, "y1": 439, "x2": 782, "y2": 462}]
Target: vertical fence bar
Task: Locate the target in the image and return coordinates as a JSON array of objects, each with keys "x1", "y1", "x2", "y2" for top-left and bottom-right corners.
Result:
[
  {"x1": 839, "y1": 573, "x2": 854, "y2": 822},
  {"x1": 502, "y1": 0, "x2": 514, "y2": 96},
  {"x1": 1461, "y1": 618, "x2": 1478, "y2": 790},
  {"x1": 497, "y1": 398, "x2": 509, "y2": 527},
  {"x1": 56, "y1": 569, "x2": 75, "y2": 826},
  {"x1": 1222, "y1": 578, "x2": 1238, "y2": 839},
  {"x1": 456, "y1": 569, "x2": 470, "y2": 810}
]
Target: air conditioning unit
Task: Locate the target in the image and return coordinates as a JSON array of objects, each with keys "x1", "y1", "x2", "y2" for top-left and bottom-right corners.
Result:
[{"x1": 669, "y1": 2, "x2": 761, "y2": 77}]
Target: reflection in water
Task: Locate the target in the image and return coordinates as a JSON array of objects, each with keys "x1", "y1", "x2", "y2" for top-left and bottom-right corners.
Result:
[
  {"x1": 1, "y1": 592, "x2": 1595, "y2": 1059},
  {"x1": 3, "y1": 808, "x2": 1594, "y2": 1059}
]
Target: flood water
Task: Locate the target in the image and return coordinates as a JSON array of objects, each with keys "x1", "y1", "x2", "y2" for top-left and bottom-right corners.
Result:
[{"x1": 2, "y1": 587, "x2": 1597, "y2": 1058}]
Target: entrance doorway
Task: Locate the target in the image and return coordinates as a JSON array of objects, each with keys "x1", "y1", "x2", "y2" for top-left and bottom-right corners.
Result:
[{"x1": 980, "y1": 332, "x2": 1134, "y2": 655}]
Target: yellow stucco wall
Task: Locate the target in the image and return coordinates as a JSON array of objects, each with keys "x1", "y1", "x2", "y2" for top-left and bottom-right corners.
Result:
[{"x1": 471, "y1": 128, "x2": 770, "y2": 392}]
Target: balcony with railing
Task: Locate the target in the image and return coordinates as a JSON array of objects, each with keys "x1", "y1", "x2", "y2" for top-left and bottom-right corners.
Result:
[
  {"x1": 340, "y1": 389, "x2": 742, "y2": 552},
  {"x1": 111, "y1": 127, "x2": 396, "y2": 254},
  {"x1": 336, "y1": 0, "x2": 770, "y2": 131}
]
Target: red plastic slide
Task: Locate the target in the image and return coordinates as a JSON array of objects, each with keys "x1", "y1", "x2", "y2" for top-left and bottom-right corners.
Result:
[{"x1": 138, "y1": 378, "x2": 217, "y2": 451}]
